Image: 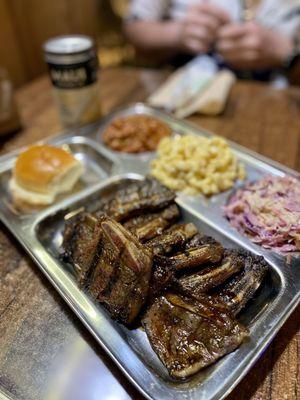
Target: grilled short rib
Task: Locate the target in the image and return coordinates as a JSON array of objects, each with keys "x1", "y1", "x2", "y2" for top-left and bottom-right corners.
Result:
[
  {"x1": 143, "y1": 293, "x2": 248, "y2": 379},
  {"x1": 143, "y1": 250, "x2": 266, "y2": 378},
  {"x1": 177, "y1": 250, "x2": 244, "y2": 294},
  {"x1": 185, "y1": 232, "x2": 221, "y2": 250},
  {"x1": 61, "y1": 178, "x2": 269, "y2": 379},
  {"x1": 177, "y1": 250, "x2": 268, "y2": 316},
  {"x1": 93, "y1": 177, "x2": 176, "y2": 222},
  {"x1": 62, "y1": 212, "x2": 102, "y2": 287},
  {"x1": 146, "y1": 223, "x2": 198, "y2": 256},
  {"x1": 148, "y1": 255, "x2": 176, "y2": 301},
  {"x1": 212, "y1": 252, "x2": 268, "y2": 316},
  {"x1": 127, "y1": 204, "x2": 180, "y2": 242},
  {"x1": 170, "y1": 242, "x2": 224, "y2": 271},
  {"x1": 89, "y1": 216, "x2": 153, "y2": 324}
]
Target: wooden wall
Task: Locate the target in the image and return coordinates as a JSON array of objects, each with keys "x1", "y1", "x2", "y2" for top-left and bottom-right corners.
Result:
[{"x1": 0, "y1": 0, "x2": 115, "y2": 87}]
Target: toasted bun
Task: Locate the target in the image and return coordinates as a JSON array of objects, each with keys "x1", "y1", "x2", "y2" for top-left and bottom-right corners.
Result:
[{"x1": 10, "y1": 145, "x2": 83, "y2": 205}]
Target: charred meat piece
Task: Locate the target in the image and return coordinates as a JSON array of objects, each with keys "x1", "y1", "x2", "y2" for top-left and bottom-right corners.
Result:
[
  {"x1": 123, "y1": 213, "x2": 157, "y2": 230},
  {"x1": 129, "y1": 204, "x2": 180, "y2": 242},
  {"x1": 93, "y1": 178, "x2": 176, "y2": 222},
  {"x1": 177, "y1": 250, "x2": 244, "y2": 295},
  {"x1": 170, "y1": 243, "x2": 224, "y2": 271},
  {"x1": 62, "y1": 212, "x2": 102, "y2": 287},
  {"x1": 146, "y1": 223, "x2": 198, "y2": 256},
  {"x1": 143, "y1": 293, "x2": 248, "y2": 379},
  {"x1": 133, "y1": 217, "x2": 169, "y2": 242},
  {"x1": 185, "y1": 233, "x2": 220, "y2": 250},
  {"x1": 124, "y1": 204, "x2": 180, "y2": 232},
  {"x1": 212, "y1": 253, "x2": 268, "y2": 316},
  {"x1": 148, "y1": 255, "x2": 176, "y2": 301},
  {"x1": 89, "y1": 216, "x2": 152, "y2": 325}
]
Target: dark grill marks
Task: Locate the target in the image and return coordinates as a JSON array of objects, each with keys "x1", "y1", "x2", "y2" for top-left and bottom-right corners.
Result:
[
  {"x1": 177, "y1": 250, "x2": 245, "y2": 295},
  {"x1": 211, "y1": 252, "x2": 268, "y2": 316},
  {"x1": 131, "y1": 204, "x2": 180, "y2": 242},
  {"x1": 170, "y1": 243, "x2": 224, "y2": 271},
  {"x1": 62, "y1": 212, "x2": 103, "y2": 287},
  {"x1": 148, "y1": 255, "x2": 176, "y2": 301},
  {"x1": 143, "y1": 294, "x2": 249, "y2": 379},
  {"x1": 184, "y1": 233, "x2": 220, "y2": 250},
  {"x1": 61, "y1": 178, "x2": 269, "y2": 379},
  {"x1": 96, "y1": 252, "x2": 121, "y2": 300},
  {"x1": 123, "y1": 213, "x2": 158, "y2": 230},
  {"x1": 88, "y1": 216, "x2": 153, "y2": 324},
  {"x1": 146, "y1": 223, "x2": 198, "y2": 256},
  {"x1": 92, "y1": 177, "x2": 176, "y2": 222}
]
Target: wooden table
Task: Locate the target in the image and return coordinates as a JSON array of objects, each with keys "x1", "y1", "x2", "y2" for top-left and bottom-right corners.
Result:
[{"x1": 0, "y1": 67, "x2": 299, "y2": 400}]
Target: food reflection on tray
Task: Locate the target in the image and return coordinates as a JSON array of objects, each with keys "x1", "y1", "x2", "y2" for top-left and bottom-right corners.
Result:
[{"x1": 62, "y1": 178, "x2": 268, "y2": 379}]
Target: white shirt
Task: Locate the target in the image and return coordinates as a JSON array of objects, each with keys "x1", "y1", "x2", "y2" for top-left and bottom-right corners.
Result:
[{"x1": 127, "y1": 0, "x2": 300, "y2": 39}]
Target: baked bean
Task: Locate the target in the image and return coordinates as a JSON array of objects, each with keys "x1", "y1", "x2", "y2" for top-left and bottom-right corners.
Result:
[{"x1": 102, "y1": 115, "x2": 172, "y2": 153}]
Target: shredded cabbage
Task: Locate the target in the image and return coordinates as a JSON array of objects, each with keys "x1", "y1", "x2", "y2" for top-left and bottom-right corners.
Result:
[{"x1": 224, "y1": 176, "x2": 300, "y2": 254}]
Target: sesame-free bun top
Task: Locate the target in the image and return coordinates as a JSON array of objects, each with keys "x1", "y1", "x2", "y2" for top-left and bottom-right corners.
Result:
[
  {"x1": 9, "y1": 144, "x2": 84, "y2": 206},
  {"x1": 14, "y1": 145, "x2": 79, "y2": 194}
]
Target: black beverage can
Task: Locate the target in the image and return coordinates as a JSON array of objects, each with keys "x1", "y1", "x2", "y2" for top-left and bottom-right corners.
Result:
[{"x1": 44, "y1": 35, "x2": 101, "y2": 127}]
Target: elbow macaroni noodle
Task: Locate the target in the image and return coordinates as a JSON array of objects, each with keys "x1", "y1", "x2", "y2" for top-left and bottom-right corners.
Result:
[{"x1": 151, "y1": 135, "x2": 245, "y2": 196}]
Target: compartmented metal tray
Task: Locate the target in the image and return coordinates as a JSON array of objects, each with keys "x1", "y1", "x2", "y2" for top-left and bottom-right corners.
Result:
[
  {"x1": 0, "y1": 135, "x2": 119, "y2": 216},
  {"x1": 0, "y1": 104, "x2": 299, "y2": 400}
]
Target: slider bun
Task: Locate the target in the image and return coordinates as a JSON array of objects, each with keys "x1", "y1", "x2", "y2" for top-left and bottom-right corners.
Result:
[{"x1": 10, "y1": 144, "x2": 83, "y2": 205}]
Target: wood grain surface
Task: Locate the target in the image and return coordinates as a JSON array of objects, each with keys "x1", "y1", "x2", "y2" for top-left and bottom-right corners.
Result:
[{"x1": 0, "y1": 68, "x2": 299, "y2": 400}]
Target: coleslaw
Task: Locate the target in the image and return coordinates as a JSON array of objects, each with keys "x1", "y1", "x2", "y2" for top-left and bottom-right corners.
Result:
[{"x1": 224, "y1": 176, "x2": 300, "y2": 254}]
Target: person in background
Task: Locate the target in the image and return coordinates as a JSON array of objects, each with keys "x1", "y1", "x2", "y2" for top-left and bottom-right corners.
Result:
[{"x1": 124, "y1": 0, "x2": 300, "y2": 82}]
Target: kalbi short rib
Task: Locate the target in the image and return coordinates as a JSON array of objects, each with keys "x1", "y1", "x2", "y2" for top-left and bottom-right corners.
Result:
[
  {"x1": 148, "y1": 255, "x2": 176, "y2": 301},
  {"x1": 61, "y1": 178, "x2": 270, "y2": 380},
  {"x1": 93, "y1": 178, "x2": 176, "y2": 222},
  {"x1": 129, "y1": 204, "x2": 180, "y2": 242},
  {"x1": 89, "y1": 216, "x2": 152, "y2": 324},
  {"x1": 177, "y1": 250, "x2": 244, "y2": 294},
  {"x1": 62, "y1": 212, "x2": 102, "y2": 287},
  {"x1": 170, "y1": 243, "x2": 224, "y2": 271},
  {"x1": 143, "y1": 293, "x2": 248, "y2": 379},
  {"x1": 178, "y1": 250, "x2": 268, "y2": 316},
  {"x1": 212, "y1": 252, "x2": 268, "y2": 316},
  {"x1": 185, "y1": 233, "x2": 220, "y2": 250},
  {"x1": 124, "y1": 204, "x2": 180, "y2": 230},
  {"x1": 146, "y1": 223, "x2": 198, "y2": 255}
]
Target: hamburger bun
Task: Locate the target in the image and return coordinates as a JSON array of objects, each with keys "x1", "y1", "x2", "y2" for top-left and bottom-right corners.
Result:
[{"x1": 9, "y1": 144, "x2": 84, "y2": 205}]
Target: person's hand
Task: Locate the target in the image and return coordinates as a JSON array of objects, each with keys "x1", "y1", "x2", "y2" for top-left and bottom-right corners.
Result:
[
  {"x1": 216, "y1": 22, "x2": 293, "y2": 70},
  {"x1": 177, "y1": 3, "x2": 230, "y2": 54}
]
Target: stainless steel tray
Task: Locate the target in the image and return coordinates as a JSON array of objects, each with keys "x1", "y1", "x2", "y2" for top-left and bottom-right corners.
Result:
[{"x1": 0, "y1": 104, "x2": 299, "y2": 400}]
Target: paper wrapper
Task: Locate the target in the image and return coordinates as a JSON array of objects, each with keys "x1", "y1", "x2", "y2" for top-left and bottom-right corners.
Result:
[
  {"x1": 148, "y1": 55, "x2": 216, "y2": 111},
  {"x1": 175, "y1": 70, "x2": 236, "y2": 118},
  {"x1": 148, "y1": 68, "x2": 187, "y2": 109},
  {"x1": 148, "y1": 66, "x2": 235, "y2": 118}
]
